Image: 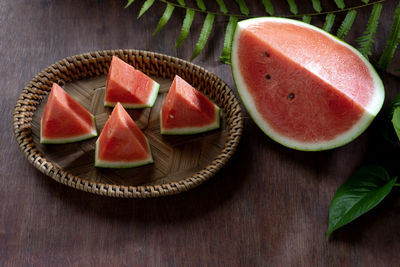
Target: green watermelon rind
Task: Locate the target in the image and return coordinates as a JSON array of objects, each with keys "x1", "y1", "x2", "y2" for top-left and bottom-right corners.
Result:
[
  {"x1": 104, "y1": 82, "x2": 160, "y2": 109},
  {"x1": 160, "y1": 105, "x2": 220, "y2": 135},
  {"x1": 94, "y1": 138, "x2": 154, "y2": 168},
  {"x1": 231, "y1": 17, "x2": 385, "y2": 151},
  {"x1": 40, "y1": 115, "x2": 98, "y2": 144}
]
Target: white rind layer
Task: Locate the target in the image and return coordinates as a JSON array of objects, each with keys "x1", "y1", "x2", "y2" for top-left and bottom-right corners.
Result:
[
  {"x1": 231, "y1": 17, "x2": 385, "y2": 151},
  {"x1": 104, "y1": 82, "x2": 160, "y2": 108},
  {"x1": 160, "y1": 105, "x2": 220, "y2": 135},
  {"x1": 40, "y1": 115, "x2": 97, "y2": 144},
  {"x1": 94, "y1": 138, "x2": 154, "y2": 168}
]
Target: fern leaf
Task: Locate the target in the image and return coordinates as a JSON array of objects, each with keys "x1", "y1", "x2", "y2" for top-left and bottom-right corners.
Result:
[
  {"x1": 196, "y1": 0, "x2": 206, "y2": 11},
  {"x1": 337, "y1": 10, "x2": 357, "y2": 39},
  {"x1": 302, "y1": 15, "x2": 312, "y2": 24},
  {"x1": 262, "y1": 0, "x2": 274, "y2": 15},
  {"x1": 138, "y1": 0, "x2": 155, "y2": 18},
  {"x1": 175, "y1": 9, "x2": 195, "y2": 48},
  {"x1": 177, "y1": 0, "x2": 185, "y2": 6},
  {"x1": 323, "y1": 14, "x2": 336, "y2": 32},
  {"x1": 286, "y1": 0, "x2": 298, "y2": 15},
  {"x1": 311, "y1": 0, "x2": 322, "y2": 13},
  {"x1": 191, "y1": 13, "x2": 215, "y2": 61},
  {"x1": 356, "y1": 3, "x2": 383, "y2": 58},
  {"x1": 216, "y1": 0, "x2": 228, "y2": 14},
  {"x1": 125, "y1": 0, "x2": 134, "y2": 8},
  {"x1": 235, "y1": 0, "x2": 249, "y2": 16},
  {"x1": 377, "y1": 1, "x2": 400, "y2": 70},
  {"x1": 220, "y1": 16, "x2": 238, "y2": 64},
  {"x1": 334, "y1": 0, "x2": 345, "y2": 9},
  {"x1": 153, "y1": 3, "x2": 174, "y2": 35}
]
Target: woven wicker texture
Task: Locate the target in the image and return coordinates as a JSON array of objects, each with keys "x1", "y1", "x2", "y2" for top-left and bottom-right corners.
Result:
[{"x1": 13, "y1": 50, "x2": 243, "y2": 198}]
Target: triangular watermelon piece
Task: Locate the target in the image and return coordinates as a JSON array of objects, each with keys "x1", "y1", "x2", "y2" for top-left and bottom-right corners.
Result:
[
  {"x1": 95, "y1": 103, "x2": 153, "y2": 168},
  {"x1": 104, "y1": 56, "x2": 160, "y2": 108},
  {"x1": 40, "y1": 83, "x2": 97, "y2": 144},
  {"x1": 160, "y1": 75, "x2": 220, "y2": 135}
]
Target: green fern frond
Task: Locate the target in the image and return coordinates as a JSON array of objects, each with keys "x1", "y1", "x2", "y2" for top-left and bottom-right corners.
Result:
[
  {"x1": 175, "y1": 8, "x2": 195, "y2": 48},
  {"x1": 220, "y1": 16, "x2": 238, "y2": 64},
  {"x1": 287, "y1": 0, "x2": 298, "y2": 15},
  {"x1": 337, "y1": 10, "x2": 357, "y2": 39},
  {"x1": 235, "y1": 0, "x2": 250, "y2": 16},
  {"x1": 302, "y1": 15, "x2": 312, "y2": 23},
  {"x1": 262, "y1": 0, "x2": 274, "y2": 15},
  {"x1": 377, "y1": 1, "x2": 400, "y2": 70},
  {"x1": 216, "y1": 0, "x2": 228, "y2": 14},
  {"x1": 153, "y1": 3, "x2": 175, "y2": 35},
  {"x1": 195, "y1": 0, "x2": 206, "y2": 12},
  {"x1": 334, "y1": 0, "x2": 345, "y2": 9},
  {"x1": 323, "y1": 13, "x2": 336, "y2": 32},
  {"x1": 311, "y1": 0, "x2": 322, "y2": 13},
  {"x1": 138, "y1": 0, "x2": 155, "y2": 18},
  {"x1": 356, "y1": 3, "x2": 383, "y2": 58},
  {"x1": 177, "y1": 0, "x2": 185, "y2": 6},
  {"x1": 125, "y1": 0, "x2": 135, "y2": 8},
  {"x1": 191, "y1": 13, "x2": 215, "y2": 61}
]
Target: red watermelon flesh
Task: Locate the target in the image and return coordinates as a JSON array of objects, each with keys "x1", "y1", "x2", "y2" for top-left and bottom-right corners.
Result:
[
  {"x1": 95, "y1": 103, "x2": 153, "y2": 168},
  {"x1": 105, "y1": 56, "x2": 159, "y2": 108},
  {"x1": 231, "y1": 18, "x2": 385, "y2": 151},
  {"x1": 160, "y1": 75, "x2": 220, "y2": 135},
  {"x1": 40, "y1": 83, "x2": 97, "y2": 143}
]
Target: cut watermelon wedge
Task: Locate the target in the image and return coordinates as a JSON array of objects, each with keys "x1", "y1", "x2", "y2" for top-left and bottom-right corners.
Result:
[
  {"x1": 105, "y1": 56, "x2": 160, "y2": 108},
  {"x1": 95, "y1": 103, "x2": 153, "y2": 168},
  {"x1": 160, "y1": 75, "x2": 220, "y2": 135},
  {"x1": 40, "y1": 83, "x2": 97, "y2": 144},
  {"x1": 231, "y1": 17, "x2": 385, "y2": 151}
]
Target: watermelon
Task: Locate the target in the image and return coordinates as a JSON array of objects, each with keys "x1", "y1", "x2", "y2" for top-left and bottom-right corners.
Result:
[
  {"x1": 40, "y1": 83, "x2": 97, "y2": 144},
  {"x1": 231, "y1": 17, "x2": 385, "y2": 151},
  {"x1": 95, "y1": 103, "x2": 153, "y2": 168},
  {"x1": 105, "y1": 56, "x2": 160, "y2": 108},
  {"x1": 160, "y1": 75, "x2": 220, "y2": 135}
]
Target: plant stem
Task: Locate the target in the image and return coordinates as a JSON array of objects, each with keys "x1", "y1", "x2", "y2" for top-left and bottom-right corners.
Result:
[
  {"x1": 394, "y1": 183, "x2": 400, "y2": 187},
  {"x1": 158, "y1": 0, "x2": 386, "y2": 19}
]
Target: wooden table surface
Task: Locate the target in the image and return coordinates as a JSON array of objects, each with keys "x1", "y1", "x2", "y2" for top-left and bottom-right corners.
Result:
[{"x1": 1, "y1": 0, "x2": 400, "y2": 266}]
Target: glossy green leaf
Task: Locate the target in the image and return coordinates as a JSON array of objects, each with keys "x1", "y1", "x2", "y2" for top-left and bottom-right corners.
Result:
[
  {"x1": 177, "y1": 0, "x2": 185, "y2": 6},
  {"x1": 195, "y1": 0, "x2": 206, "y2": 11},
  {"x1": 323, "y1": 14, "x2": 336, "y2": 32},
  {"x1": 190, "y1": 13, "x2": 215, "y2": 61},
  {"x1": 337, "y1": 10, "x2": 357, "y2": 39},
  {"x1": 138, "y1": 0, "x2": 155, "y2": 18},
  {"x1": 356, "y1": 3, "x2": 383, "y2": 58},
  {"x1": 334, "y1": 0, "x2": 345, "y2": 9},
  {"x1": 327, "y1": 165, "x2": 397, "y2": 238},
  {"x1": 235, "y1": 0, "x2": 249, "y2": 16},
  {"x1": 311, "y1": 0, "x2": 322, "y2": 13},
  {"x1": 153, "y1": 3, "x2": 175, "y2": 35},
  {"x1": 377, "y1": 1, "x2": 400, "y2": 70},
  {"x1": 262, "y1": 0, "x2": 274, "y2": 15},
  {"x1": 380, "y1": 93, "x2": 400, "y2": 143},
  {"x1": 286, "y1": 0, "x2": 298, "y2": 15},
  {"x1": 392, "y1": 107, "x2": 400, "y2": 140},
  {"x1": 175, "y1": 8, "x2": 195, "y2": 48},
  {"x1": 220, "y1": 16, "x2": 238, "y2": 64},
  {"x1": 216, "y1": 0, "x2": 228, "y2": 14},
  {"x1": 125, "y1": 0, "x2": 135, "y2": 8},
  {"x1": 302, "y1": 15, "x2": 312, "y2": 24}
]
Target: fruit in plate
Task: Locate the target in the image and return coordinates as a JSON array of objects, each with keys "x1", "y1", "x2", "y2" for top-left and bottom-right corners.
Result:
[
  {"x1": 160, "y1": 75, "x2": 220, "y2": 135},
  {"x1": 231, "y1": 17, "x2": 385, "y2": 151},
  {"x1": 40, "y1": 83, "x2": 97, "y2": 144},
  {"x1": 95, "y1": 103, "x2": 153, "y2": 168},
  {"x1": 105, "y1": 56, "x2": 160, "y2": 108}
]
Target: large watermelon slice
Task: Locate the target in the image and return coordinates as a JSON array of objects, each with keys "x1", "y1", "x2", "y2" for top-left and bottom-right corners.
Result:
[
  {"x1": 105, "y1": 56, "x2": 160, "y2": 108},
  {"x1": 95, "y1": 103, "x2": 153, "y2": 168},
  {"x1": 231, "y1": 17, "x2": 385, "y2": 151},
  {"x1": 160, "y1": 75, "x2": 220, "y2": 135},
  {"x1": 40, "y1": 83, "x2": 97, "y2": 144}
]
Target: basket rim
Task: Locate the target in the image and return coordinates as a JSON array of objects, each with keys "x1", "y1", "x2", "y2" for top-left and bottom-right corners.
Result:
[{"x1": 13, "y1": 49, "x2": 243, "y2": 198}]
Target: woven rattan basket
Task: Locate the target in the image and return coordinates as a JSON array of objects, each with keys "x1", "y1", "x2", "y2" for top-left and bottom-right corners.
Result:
[{"x1": 13, "y1": 49, "x2": 243, "y2": 198}]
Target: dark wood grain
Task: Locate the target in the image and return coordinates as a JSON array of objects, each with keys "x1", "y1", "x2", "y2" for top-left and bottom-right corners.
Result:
[{"x1": 1, "y1": 0, "x2": 400, "y2": 266}]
